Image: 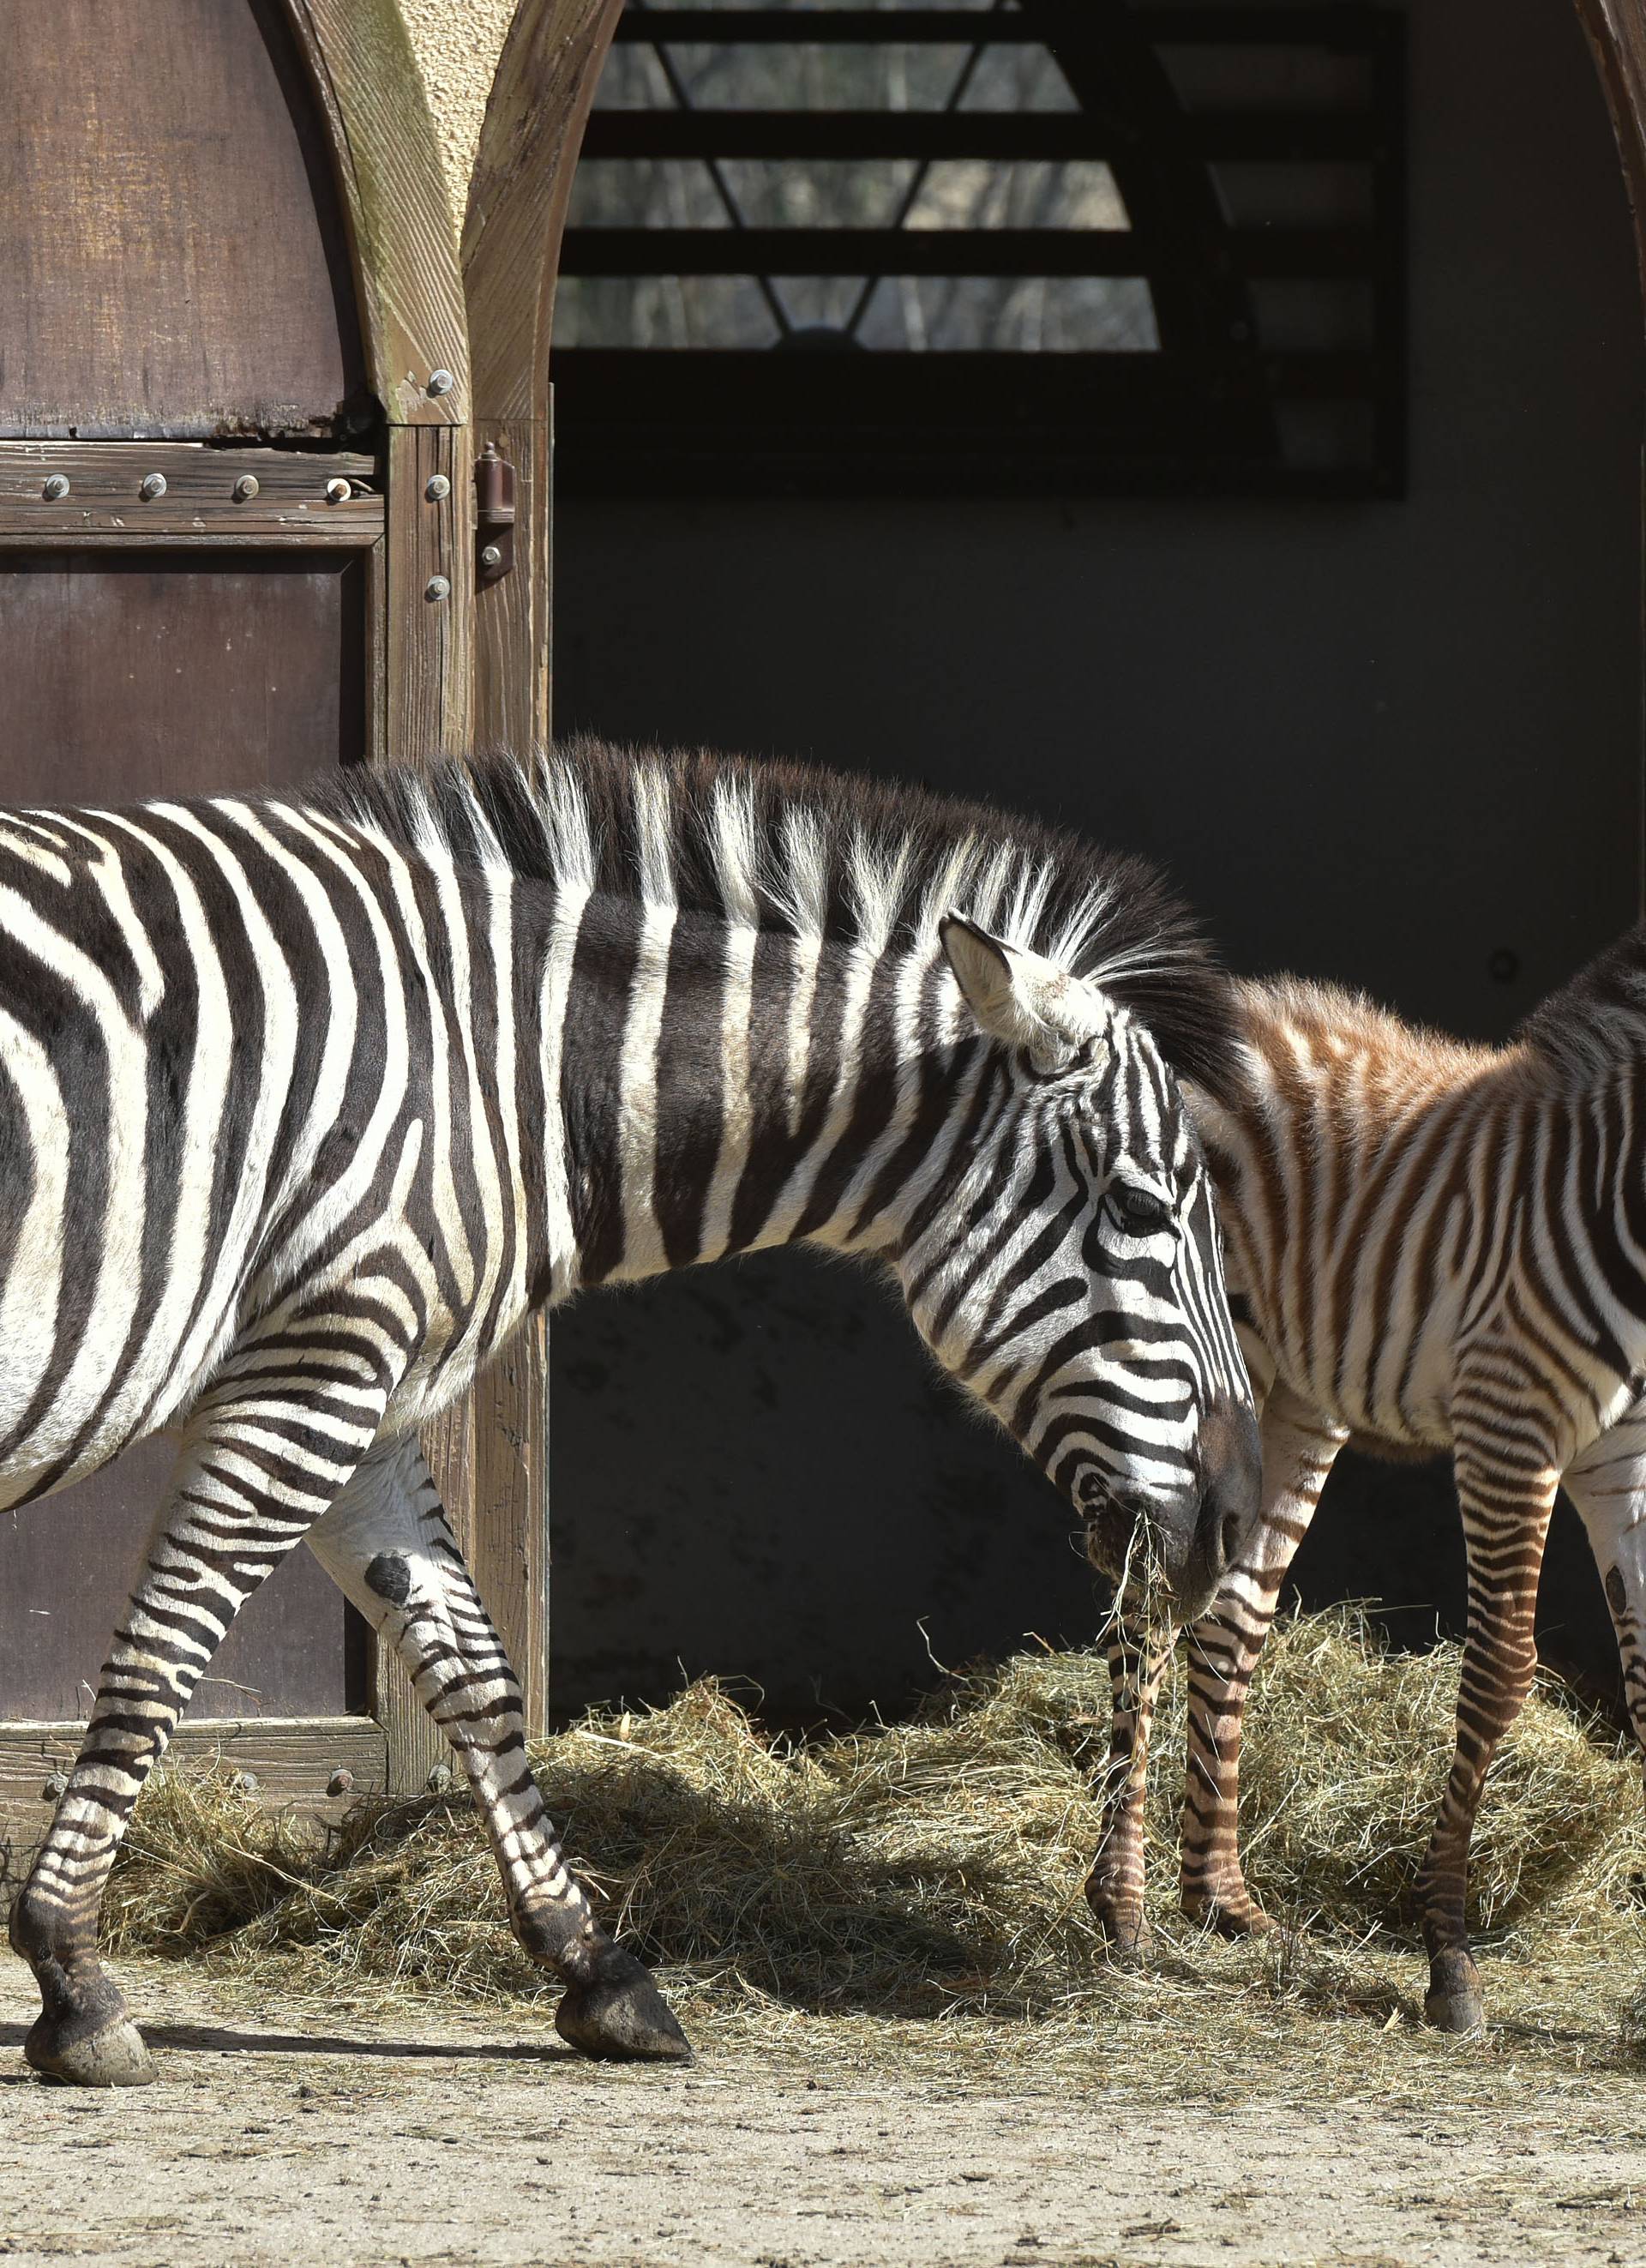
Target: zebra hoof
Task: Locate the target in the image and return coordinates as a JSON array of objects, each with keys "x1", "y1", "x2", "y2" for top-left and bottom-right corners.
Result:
[
  {"x1": 25, "y1": 2014, "x2": 157, "y2": 2088},
  {"x1": 1424, "y1": 1952, "x2": 1485, "y2": 2035},
  {"x1": 556, "y1": 1948, "x2": 694, "y2": 2063},
  {"x1": 1181, "y1": 1891, "x2": 1279, "y2": 1940},
  {"x1": 1085, "y1": 1881, "x2": 1152, "y2": 1959}
]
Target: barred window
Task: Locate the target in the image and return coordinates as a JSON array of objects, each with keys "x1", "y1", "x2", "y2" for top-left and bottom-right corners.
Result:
[{"x1": 554, "y1": 2, "x2": 1405, "y2": 496}]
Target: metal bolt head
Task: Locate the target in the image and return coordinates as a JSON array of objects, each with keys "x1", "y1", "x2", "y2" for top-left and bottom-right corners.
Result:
[
  {"x1": 479, "y1": 544, "x2": 502, "y2": 571},
  {"x1": 139, "y1": 472, "x2": 167, "y2": 501},
  {"x1": 232, "y1": 472, "x2": 260, "y2": 502},
  {"x1": 426, "y1": 368, "x2": 455, "y2": 399},
  {"x1": 325, "y1": 477, "x2": 351, "y2": 504},
  {"x1": 230, "y1": 1770, "x2": 260, "y2": 1797},
  {"x1": 41, "y1": 473, "x2": 69, "y2": 501},
  {"x1": 40, "y1": 1772, "x2": 66, "y2": 1803},
  {"x1": 425, "y1": 575, "x2": 451, "y2": 602},
  {"x1": 326, "y1": 1767, "x2": 356, "y2": 1798},
  {"x1": 424, "y1": 473, "x2": 451, "y2": 502}
]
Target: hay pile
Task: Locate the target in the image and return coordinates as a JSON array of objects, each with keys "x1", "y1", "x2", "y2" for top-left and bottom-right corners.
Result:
[{"x1": 98, "y1": 1607, "x2": 1646, "y2": 2052}]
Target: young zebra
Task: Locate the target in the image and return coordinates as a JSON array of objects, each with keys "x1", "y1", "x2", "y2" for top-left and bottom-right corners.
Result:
[
  {"x1": 0, "y1": 740, "x2": 1260, "y2": 2087},
  {"x1": 1086, "y1": 931, "x2": 1646, "y2": 2032}
]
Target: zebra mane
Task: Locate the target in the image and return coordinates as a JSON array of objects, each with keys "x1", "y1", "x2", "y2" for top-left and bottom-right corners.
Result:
[
  {"x1": 1516, "y1": 920, "x2": 1646, "y2": 1080},
  {"x1": 312, "y1": 740, "x2": 1240, "y2": 1097}
]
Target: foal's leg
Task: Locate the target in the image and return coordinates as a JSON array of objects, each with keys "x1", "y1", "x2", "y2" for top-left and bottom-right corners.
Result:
[
  {"x1": 1562, "y1": 1398, "x2": 1646, "y2": 1754},
  {"x1": 1179, "y1": 1394, "x2": 1347, "y2": 1934},
  {"x1": 1415, "y1": 1429, "x2": 1557, "y2": 2034},
  {"x1": 307, "y1": 1438, "x2": 690, "y2": 2061},
  {"x1": 9, "y1": 1341, "x2": 401, "y2": 2085},
  {"x1": 1084, "y1": 1609, "x2": 1175, "y2": 1953}
]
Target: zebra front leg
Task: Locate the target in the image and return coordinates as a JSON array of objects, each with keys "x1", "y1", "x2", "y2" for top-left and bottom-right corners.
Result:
[
  {"x1": 1084, "y1": 1610, "x2": 1174, "y2": 1955},
  {"x1": 1180, "y1": 1396, "x2": 1345, "y2": 1936},
  {"x1": 1415, "y1": 1445, "x2": 1556, "y2": 2034},
  {"x1": 9, "y1": 1353, "x2": 400, "y2": 2086},
  {"x1": 306, "y1": 1437, "x2": 690, "y2": 2063}
]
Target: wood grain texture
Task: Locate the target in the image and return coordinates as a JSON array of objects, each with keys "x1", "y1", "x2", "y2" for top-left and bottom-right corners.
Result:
[
  {"x1": 472, "y1": 418, "x2": 549, "y2": 752},
  {"x1": 384, "y1": 424, "x2": 475, "y2": 760},
  {"x1": 1574, "y1": 0, "x2": 1646, "y2": 310},
  {"x1": 461, "y1": 0, "x2": 624, "y2": 424},
  {"x1": 0, "y1": 444, "x2": 381, "y2": 545},
  {"x1": 0, "y1": 1716, "x2": 387, "y2": 1879},
  {"x1": 282, "y1": 0, "x2": 472, "y2": 424},
  {"x1": 0, "y1": 0, "x2": 365, "y2": 440}
]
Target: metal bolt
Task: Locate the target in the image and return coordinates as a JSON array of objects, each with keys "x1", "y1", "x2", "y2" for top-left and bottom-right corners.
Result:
[
  {"x1": 139, "y1": 472, "x2": 167, "y2": 501},
  {"x1": 231, "y1": 473, "x2": 260, "y2": 502},
  {"x1": 424, "y1": 473, "x2": 451, "y2": 502},
  {"x1": 479, "y1": 544, "x2": 502, "y2": 571},
  {"x1": 326, "y1": 1767, "x2": 356, "y2": 1798},
  {"x1": 41, "y1": 474, "x2": 69, "y2": 501},
  {"x1": 39, "y1": 1772, "x2": 66, "y2": 1803},
  {"x1": 325, "y1": 477, "x2": 351, "y2": 504},
  {"x1": 426, "y1": 1762, "x2": 454, "y2": 1794},
  {"x1": 426, "y1": 368, "x2": 455, "y2": 399},
  {"x1": 425, "y1": 575, "x2": 451, "y2": 602},
  {"x1": 230, "y1": 1770, "x2": 260, "y2": 1796}
]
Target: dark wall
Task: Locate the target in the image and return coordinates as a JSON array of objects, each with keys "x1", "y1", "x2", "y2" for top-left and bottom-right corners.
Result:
[{"x1": 547, "y1": 0, "x2": 1645, "y2": 1715}]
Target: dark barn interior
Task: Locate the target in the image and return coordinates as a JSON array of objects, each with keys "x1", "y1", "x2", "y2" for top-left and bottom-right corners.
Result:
[{"x1": 546, "y1": 0, "x2": 1646, "y2": 1716}]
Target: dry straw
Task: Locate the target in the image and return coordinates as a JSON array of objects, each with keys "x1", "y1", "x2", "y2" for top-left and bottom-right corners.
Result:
[{"x1": 94, "y1": 1608, "x2": 1646, "y2": 2100}]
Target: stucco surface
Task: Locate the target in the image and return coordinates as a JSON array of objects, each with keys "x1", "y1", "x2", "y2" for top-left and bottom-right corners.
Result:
[{"x1": 399, "y1": 0, "x2": 520, "y2": 217}]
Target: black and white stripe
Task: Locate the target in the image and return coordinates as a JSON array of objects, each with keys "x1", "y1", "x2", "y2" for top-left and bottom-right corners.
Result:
[{"x1": 2, "y1": 741, "x2": 1257, "y2": 2082}]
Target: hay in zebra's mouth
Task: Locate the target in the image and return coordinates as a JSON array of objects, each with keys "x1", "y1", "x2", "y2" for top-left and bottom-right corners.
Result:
[{"x1": 94, "y1": 1607, "x2": 1646, "y2": 2097}]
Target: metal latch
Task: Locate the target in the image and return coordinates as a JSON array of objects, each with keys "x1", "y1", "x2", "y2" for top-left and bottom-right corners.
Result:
[{"x1": 475, "y1": 442, "x2": 516, "y2": 585}]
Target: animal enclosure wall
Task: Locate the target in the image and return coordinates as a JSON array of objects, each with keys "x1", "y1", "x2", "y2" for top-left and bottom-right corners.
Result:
[{"x1": 545, "y1": 0, "x2": 1646, "y2": 1712}]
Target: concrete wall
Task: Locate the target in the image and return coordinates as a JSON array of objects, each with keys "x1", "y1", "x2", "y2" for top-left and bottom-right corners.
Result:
[{"x1": 400, "y1": 1, "x2": 1646, "y2": 1714}]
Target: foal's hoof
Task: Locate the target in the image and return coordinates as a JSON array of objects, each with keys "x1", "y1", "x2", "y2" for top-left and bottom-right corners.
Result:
[
  {"x1": 25, "y1": 2014, "x2": 156, "y2": 2088},
  {"x1": 1424, "y1": 1952, "x2": 1485, "y2": 2035},
  {"x1": 556, "y1": 1949, "x2": 694, "y2": 2063},
  {"x1": 1181, "y1": 1891, "x2": 1280, "y2": 1941},
  {"x1": 1085, "y1": 1881, "x2": 1152, "y2": 1960}
]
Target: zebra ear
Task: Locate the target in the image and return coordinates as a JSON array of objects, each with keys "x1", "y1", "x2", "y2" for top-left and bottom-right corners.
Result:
[{"x1": 940, "y1": 911, "x2": 1106, "y2": 1071}]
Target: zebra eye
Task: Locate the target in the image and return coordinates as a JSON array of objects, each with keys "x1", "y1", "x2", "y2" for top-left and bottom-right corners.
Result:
[{"x1": 1107, "y1": 1184, "x2": 1173, "y2": 1235}]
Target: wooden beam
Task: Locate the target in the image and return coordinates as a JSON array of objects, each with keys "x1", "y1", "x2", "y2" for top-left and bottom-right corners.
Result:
[
  {"x1": 1574, "y1": 0, "x2": 1646, "y2": 316},
  {"x1": 279, "y1": 0, "x2": 471, "y2": 425}
]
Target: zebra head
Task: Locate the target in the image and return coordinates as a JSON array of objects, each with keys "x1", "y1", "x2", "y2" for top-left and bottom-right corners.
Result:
[{"x1": 898, "y1": 914, "x2": 1262, "y2": 1623}]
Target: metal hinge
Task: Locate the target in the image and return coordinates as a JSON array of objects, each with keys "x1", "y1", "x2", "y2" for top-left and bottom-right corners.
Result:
[{"x1": 475, "y1": 442, "x2": 516, "y2": 585}]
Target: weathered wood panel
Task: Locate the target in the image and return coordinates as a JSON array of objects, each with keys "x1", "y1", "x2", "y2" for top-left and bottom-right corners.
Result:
[
  {"x1": 0, "y1": 0, "x2": 364, "y2": 440},
  {"x1": 0, "y1": 1714, "x2": 387, "y2": 1881},
  {"x1": 0, "y1": 444, "x2": 381, "y2": 547},
  {"x1": 1575, "y1": 0, "x2": 1646, "y2": 309}
]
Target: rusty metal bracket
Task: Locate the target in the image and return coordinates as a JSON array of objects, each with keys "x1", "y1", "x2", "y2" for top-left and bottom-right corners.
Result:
[{"x1": 475, "y1": 442, "x2": 516, "y2": 585}]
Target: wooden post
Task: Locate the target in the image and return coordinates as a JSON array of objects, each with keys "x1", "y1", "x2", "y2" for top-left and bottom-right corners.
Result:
[{"x1": 461, "y1": 0, "x2": 625, "y2": 1740}]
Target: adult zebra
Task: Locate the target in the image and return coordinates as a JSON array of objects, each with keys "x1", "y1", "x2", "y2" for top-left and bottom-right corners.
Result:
[
  {"x1": 0, "y1": 740, "x2": 1259, "y2": 2086},
  {"x1": 1087, "y1": 933, "x2": 1646, "y2": 2033}
]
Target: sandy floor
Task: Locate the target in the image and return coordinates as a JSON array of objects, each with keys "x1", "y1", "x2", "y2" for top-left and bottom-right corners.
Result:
[{"x1": 1, "y1": 1959, "x2": 1643, "y2": 2267}]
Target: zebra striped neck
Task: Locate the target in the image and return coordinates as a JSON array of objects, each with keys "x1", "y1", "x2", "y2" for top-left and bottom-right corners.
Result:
[{"x1": 550, "y1": 895, "x2": 990, "y2": 1293}]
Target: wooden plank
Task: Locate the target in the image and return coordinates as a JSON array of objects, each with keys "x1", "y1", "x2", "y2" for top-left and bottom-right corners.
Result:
[
  {"x1": 462, "y1": 0, "x2": 626, "y2": 425},
  {"x1": 0, "y1": 0, "x2": 365, "y2": 441},
  {"x1": 0, "y1": 1716, "x2": 387, "y2": 1880},
  {"x1": 0, "y1": 445, "x2": 381, "y2": 544},
  {"x1": 472, "y1": 418, "x2": 548, "y2": 754},
  {"x1": 383, "y1": 424, "x2": 474, "y2": 761},
  {"x1": 281, "y1": 0, "x2": 471, "y2": 425}
]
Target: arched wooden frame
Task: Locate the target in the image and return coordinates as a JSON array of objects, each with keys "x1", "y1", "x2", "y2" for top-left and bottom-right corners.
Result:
[{"x1": 444, "y1": 0, "x2": 624, "y2": 1745}]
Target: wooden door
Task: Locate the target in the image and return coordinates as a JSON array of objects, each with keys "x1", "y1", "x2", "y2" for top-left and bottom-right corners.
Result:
[{"x1": 0, "y1": 0, "x2": 472, "y2": 1820}]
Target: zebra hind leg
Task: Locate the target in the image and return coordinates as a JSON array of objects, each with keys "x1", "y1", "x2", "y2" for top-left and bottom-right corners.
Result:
[
  {"x1": 9, "y1": 1351, "x2": 402, "y2": 2085},
  {"x1": 305, "y1": 1437, "x2": 691, "y2": 2064},
  {"x1": 1415, "y1": 1450, "x2": 1555, "y2": 2034}
]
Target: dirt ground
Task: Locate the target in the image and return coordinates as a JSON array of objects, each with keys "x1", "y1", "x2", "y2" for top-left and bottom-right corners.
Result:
[{"x1": 2, "y1": 1958, "x2": 1644, "y2": 2268}]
